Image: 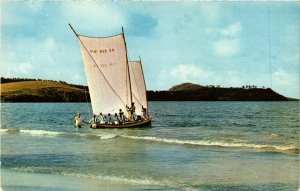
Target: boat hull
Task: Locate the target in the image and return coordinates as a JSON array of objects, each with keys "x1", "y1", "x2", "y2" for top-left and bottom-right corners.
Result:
[{"x1": 91, "y1": 118, "x2": 152, "y2": 129}]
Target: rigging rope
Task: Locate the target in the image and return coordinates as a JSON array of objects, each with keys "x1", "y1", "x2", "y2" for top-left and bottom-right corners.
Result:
[
  {"x1": 123, "y1": 30, "x2": 133, "y2": 114},
  {"x1": 132, "y1": 92, "x2": 143, "y2": 108},
  {"x1": 83, "y1": 85, "x2": 91, "y2": 118},
  {"x1": 130, "y1": 62, "x2": 143, "y2": 107}
]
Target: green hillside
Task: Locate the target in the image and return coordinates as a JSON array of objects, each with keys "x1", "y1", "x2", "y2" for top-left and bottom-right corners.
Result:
[
  {"x1": 1, "y1": 81, "x2": 89, "y2": 102},
  {"x1": 169, "y1": 83, "x2": 204, "y2": 91}
]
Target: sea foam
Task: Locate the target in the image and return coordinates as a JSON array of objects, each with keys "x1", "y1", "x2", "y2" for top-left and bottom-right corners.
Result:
[
  {"x1": 0, "y1": 128, "x2": 9, "y2": 133},
  {"x1": 62, "y1": 172, "x2": 182, "y2": 189},
  {"x1": 122, "y1": 135, "x2": 298, "y2": 152},
  {"x1": 19, "y1": 129, "x2": 63, "y2": 136},
  {"x1": 98, "y1": 134, "x2": 118, "y2": 140},
  {"x1": 63, "y1": 172, "x2": 199, "y2": 191}
]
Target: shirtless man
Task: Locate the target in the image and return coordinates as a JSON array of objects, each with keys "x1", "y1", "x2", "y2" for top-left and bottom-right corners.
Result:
[{"x1": 73, "y1": 113, "x2": 82, "y2": 128}]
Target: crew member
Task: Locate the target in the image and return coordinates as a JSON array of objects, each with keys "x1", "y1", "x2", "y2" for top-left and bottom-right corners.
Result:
[
  {"x1": 88, "y1": 114, "x2": 97, "y2": 128},
  {"x1": 142, "y1": 106, "x2": 147, "y2": 119},
  {"x1": 98, "y1": 112, "x2": 105, "y2": 124},
  {"x1": 126, "y1": 102, "x2": 136, "y2": 121},
  {"x1": 114, "y1": 113, "x2": 120, "y2": 125},
  {"x1": 73, "y1": 112, "x2": 82, "y2": 128},
  {"x1": 107, "y1": 113, "x2": 112, "y2": 124},
  {"x1": 118, "y1": 109, "x2": 124, "y2": 123}
]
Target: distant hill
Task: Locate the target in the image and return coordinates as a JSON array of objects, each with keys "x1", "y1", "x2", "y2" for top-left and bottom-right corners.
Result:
[
  {"x1": 169, "y1": 83, "x2": 204, "y2": 91},
  {"x1": 147, "y1": 88, "x2": 289, "y2": 101},
  {"x1": 149, "y1": 82, "x2": 290, "y2": 101},
  {"x1": 1, "y1": 80, "x2": 89, "y2": 102},
  {"x1": 0, "y1": 78, "x2": 294, "y2": 102},
  {"x1": 0, "y1": 77, "x2": 87, "y2": 89}
]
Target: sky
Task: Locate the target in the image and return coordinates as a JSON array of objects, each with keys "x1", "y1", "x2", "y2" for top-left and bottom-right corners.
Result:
[{"x1": 1, "y1": 1, "x2": 299, "y2": 98}]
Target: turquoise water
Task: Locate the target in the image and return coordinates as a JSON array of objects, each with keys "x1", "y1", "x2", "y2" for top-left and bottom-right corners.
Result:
[{"x1": 1, "y1": 102, "x2": 299, "y2": 190}]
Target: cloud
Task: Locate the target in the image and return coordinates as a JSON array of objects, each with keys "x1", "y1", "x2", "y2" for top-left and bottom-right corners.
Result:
[
  {"x1": 2, "y1": 37, "x2": 64, "y2": 80},
  {"x1": 1, "y1": 2, "x2": 28, "y2": 27},
  {"x1": 170, "y1": 64, "x2": 211, "y2": 80},
  {"x1": 221, "y1": 22, "x2": 241, "y2": 36},
  {"x1": 212, "y1": 22, "x2": 242, "y2": 57},
  {"x1": 44, "y1": 37, "x2": 56, "y2": 50},
  {"x1": 272, "y1": 68, "x2": 298, "y2": 87},
  {"x1": 225, "y1": 71, "x2": 243, "y2": 86},
  {"x1": 213, "y1": 39, "x2": 240, "y2": 57},
  {"x1": 273, "y1": 69, "x2": 289, "y2": 83},
  {"x1": 19, "y1": 62, "x2": 33, "y2": 74},
  {"x1": 272, "y1": 68, "x2": 299, "y2": 98},
  {"x1": 62, "y1": 2, "x2": 125, "y2": 35},
  {"x1": 2, "y1": 62, "x2": 34, "y2": 77},
  {"x1": 155, "y1": 64, "x2": 214, "y2": 89},
  {"x1": 2, "y1": 1, "x2": 46, "y2": 28}
]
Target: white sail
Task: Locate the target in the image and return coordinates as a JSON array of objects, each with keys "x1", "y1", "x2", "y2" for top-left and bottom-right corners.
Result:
[
  {"x1": 129, "y1": 60, "x2": 148, "y2": 116},
  {"x1": 77, "y1": 34, "x2": 132, "y2": 117}
]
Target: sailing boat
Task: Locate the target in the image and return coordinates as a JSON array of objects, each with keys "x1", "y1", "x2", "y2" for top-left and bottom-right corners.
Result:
[{"x1": 69, "y1": 24, "x2": 151, "y2": 128}]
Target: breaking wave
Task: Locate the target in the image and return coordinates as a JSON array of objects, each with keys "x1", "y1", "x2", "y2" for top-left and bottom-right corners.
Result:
[
  {"x1": 97, "y1": 134, "x2": 118, "y2": 140},
  {"x1": 66, "y1": 173, "x2": 167, "y2": 186},
  {"x1": 61, "y1": 172, "x2": 195, "y2": 191},
  {"x1": 19, "y1": 129, "x2": 63, "y2": 136},
  {"x1": 122, "y1": 135, "x2": 298, "y2": 152},
  {"x1": 2, "y1": 128, "x2": 297, "y2": 152},
  {"x1": 0, "y1": 128, "x2": 9, "y2": 133},
  {"x1": 1, "y1": 128, "x2": 118, "y2": 140}
]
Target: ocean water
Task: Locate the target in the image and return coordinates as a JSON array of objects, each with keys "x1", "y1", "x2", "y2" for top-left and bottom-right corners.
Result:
[{"x1": 1, "y1": 101, "x2": 299, "y2": 191}]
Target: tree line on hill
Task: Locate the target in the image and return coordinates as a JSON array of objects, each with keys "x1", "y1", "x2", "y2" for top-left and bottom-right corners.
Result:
[
  {"x1": 0, "y1": 77, "x2": 88, "y2": 90},
  {"x1": 1, "y1": 77, "x2": 291, "y2": 101}
]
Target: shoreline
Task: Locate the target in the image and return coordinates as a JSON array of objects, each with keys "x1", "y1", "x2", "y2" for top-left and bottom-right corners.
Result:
[{"x1": 1, "y1": 168, "x2": 172, "y2": 191}]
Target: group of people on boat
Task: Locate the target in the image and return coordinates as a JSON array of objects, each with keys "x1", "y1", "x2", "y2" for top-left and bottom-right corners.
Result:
[{"x1": 73, "y1": 102, "x2": 148, "y2": 128}]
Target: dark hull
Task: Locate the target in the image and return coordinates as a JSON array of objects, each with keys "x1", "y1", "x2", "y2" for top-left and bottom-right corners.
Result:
[{"x1": 91, "y1": 118, "x2": 152, "y2": 129}]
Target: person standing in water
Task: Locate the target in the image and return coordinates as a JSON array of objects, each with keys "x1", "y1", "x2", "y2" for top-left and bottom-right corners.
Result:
[
  {"x1": 88, "y1": 114, "x2": 97, "y2": 128},
  {"x1": 73, "y1": 113, "x2": 82, "y2": 128}
]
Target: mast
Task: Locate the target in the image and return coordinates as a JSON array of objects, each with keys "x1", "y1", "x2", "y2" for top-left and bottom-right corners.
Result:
[
  {"x1": 68, "y1": 23, "x2": 92, "y2": 117},
  {"x1": 122, "y1": 27, "x2": 133, "y2": 109},
  {"x1": 69, "y1": 23, "x2": 78, "y2": 37},
  {"x1": 139, "y1": 56, "x2": 149, "y2": 117}
]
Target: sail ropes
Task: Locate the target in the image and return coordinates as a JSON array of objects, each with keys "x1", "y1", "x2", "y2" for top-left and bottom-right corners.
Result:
[
  {"x1": 129, "y1": 61, "x2": 148, "y2": 116},
  {"x1": 77, "y1": 34, "x2": 132, "y2": 117}
]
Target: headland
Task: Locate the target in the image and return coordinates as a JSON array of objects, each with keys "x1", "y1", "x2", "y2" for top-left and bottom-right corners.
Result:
[{"x1": 0, "y1": 78, "x2": 296, "y2": 102}]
